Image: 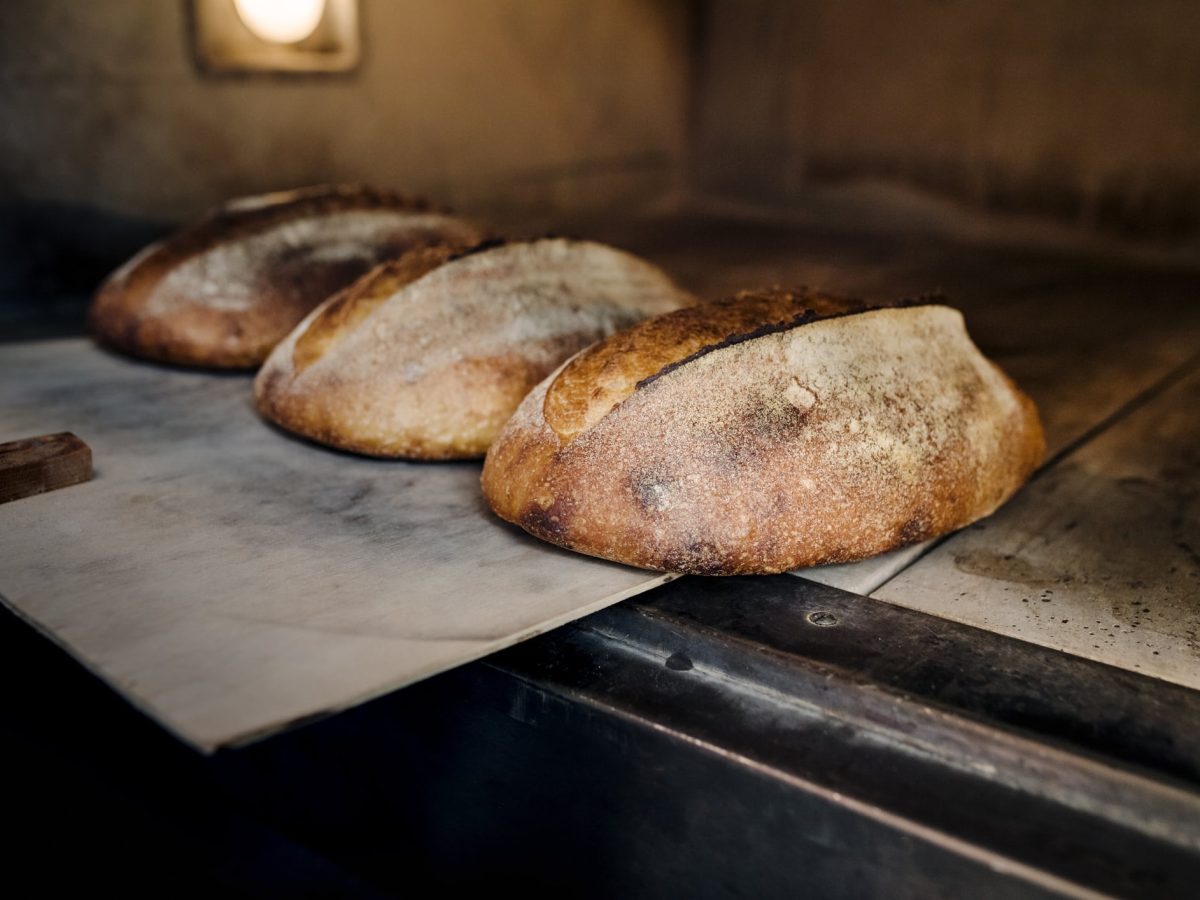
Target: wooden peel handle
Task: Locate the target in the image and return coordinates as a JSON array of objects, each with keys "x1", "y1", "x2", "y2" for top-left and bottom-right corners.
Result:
[{"x1": 0, "y1": 432, "x2": 92, "y2": 504}]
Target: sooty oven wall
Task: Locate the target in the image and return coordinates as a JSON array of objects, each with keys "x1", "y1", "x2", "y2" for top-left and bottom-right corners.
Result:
[{"x1": 692, "y1": 0, "x2": 1200, "y2": 245}]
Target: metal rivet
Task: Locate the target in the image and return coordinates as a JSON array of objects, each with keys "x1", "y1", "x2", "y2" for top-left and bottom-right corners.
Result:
[{"x1": 806, "y1": 611, "x2": 839, "y2": 627}]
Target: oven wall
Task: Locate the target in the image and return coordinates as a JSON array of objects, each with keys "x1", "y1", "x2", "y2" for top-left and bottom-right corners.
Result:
[
  {"x1": 693, "y1": 0, "x2": 1200, "y2": 242},
  {"x1": 0, "y1": 0, "x2": 689, "y2": 221}
]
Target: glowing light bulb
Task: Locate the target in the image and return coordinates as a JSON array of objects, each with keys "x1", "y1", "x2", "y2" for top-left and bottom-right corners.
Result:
[{"x1": 233, "y1": 0, "x2": 326, "y2": 45}]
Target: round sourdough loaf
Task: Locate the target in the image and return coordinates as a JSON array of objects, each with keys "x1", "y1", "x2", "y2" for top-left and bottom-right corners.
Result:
[
  {"x1": 481, "y1": 289, "x2": 1045, "y2": 575},
  {"x1": 88, "y1": 184, "x2": 484, "y2": 368},
  {"x1": 254, "y1": 238, "x2": 695, "y2": 459}
]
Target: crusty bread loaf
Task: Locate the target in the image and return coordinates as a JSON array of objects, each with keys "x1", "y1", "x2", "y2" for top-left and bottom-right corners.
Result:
[
  {"x1": 88, "y1": 185, "x2": 484, "y2": 368},
  {"x1": 254, "y1": 238, "x2": 695, "y2": 459},
  {"x1": 481, "y1": 288, "x2": 1045, "y2": 575}
]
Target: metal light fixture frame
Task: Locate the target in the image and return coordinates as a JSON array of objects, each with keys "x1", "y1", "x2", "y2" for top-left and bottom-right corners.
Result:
[{"x1": 190, "y1": 0, "x2": 361, "y2": 75}]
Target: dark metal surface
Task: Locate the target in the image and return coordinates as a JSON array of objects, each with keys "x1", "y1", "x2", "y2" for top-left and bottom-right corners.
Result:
[
  {"x1": 635, "y1": 576, "x2": 1200, "y2": 784},
  {"x1": 6, "y1": 573, "x2": 1199, "y2": 898}
]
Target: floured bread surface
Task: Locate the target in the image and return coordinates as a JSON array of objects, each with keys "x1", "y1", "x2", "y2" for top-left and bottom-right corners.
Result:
[
  {"x1": 254, "y1": 238, "x2": 695, "y2": 459},
  {"x1": 88, "y1": 185, "x2": 485, "y2": 368},
  {"x1": 482, "y1": 289, "x2": 1045, "y2": 575}
]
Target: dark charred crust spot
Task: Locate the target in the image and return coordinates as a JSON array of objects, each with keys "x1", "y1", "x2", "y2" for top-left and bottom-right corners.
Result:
[
  {"x1": 898, "y1": 515, "x2": 932, "y2": 545},
  {"x1": 744, "y1": 402, "x2": 809, "y2": 443},
  {"x1": 443, "y1": 234, "x2": 586, "y2": 265},
  {"x1": 630, "y1": 470, "x2": 676, "y2": 512},
  {"x1": 897, "y1": 291, "x2": 947, "y2": 307},
  {"x1": 636, "y1": 291, "x2": 944, "y2": 392},
  {"x1": 660, "y1": 540, "x2": 732, "y2": 576},
  {"x1": 446, "y1": 237, "x2": 509, "y2": 263},
  {"x1": 520, "y1": 498, "x2": 574, "y2": 546},
  {"x1": 532, "y1": 233, "x2": 590, "y2": 245}
]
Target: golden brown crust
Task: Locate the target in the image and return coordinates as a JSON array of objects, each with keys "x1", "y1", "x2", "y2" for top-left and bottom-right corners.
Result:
[
  {"x1": 88, "y1": 185, "x2": 485, "y2": 369},
  {"x1": 544, "y1": 289, "x2": 880, "y2": 442},
  {"x1": 482, "y1": 289, "x2": 1045, "y2": 575},
  {"x1": 291, "y1": 245, "x2": 467, "y2": 374},
  {"x1": 255, "y1": 238, "x2": 695, "y2": 459}
]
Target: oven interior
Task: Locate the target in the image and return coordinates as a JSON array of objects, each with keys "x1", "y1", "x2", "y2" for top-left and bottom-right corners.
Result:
[{"x1": 2, "y1": 2, "x2": 1198, "y2": 897}]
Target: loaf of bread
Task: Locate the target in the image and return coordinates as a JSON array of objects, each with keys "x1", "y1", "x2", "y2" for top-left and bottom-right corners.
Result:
[
  {"x1": 482, "y1": 289, "x2": 1044, "y2": 575},
  {"x1": 88, "y1": 185, "x2": 484, "y2": 368},
  {"x1": 254, "y1": 238, "x2": 695, "y2": 459}
]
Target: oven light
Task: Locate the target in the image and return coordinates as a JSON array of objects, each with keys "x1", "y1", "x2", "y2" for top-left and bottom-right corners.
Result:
[
  {"x1": 233, "y1": 0, "x2": 326, "y2": 45},
  {"x1": 192, "y1": 0, "x2": 358, "y2": 73}
]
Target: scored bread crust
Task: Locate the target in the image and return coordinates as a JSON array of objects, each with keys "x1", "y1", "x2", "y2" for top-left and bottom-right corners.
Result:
[
  {"x1": 481, "y1": 288, "x2": 1045, "y2": 575},
  {"x1": 254, "y1": 238, "x2": 696, "y2": 459},
  {"x1": 88, "y1": 184, "x2": 485, "y2": 368}
]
